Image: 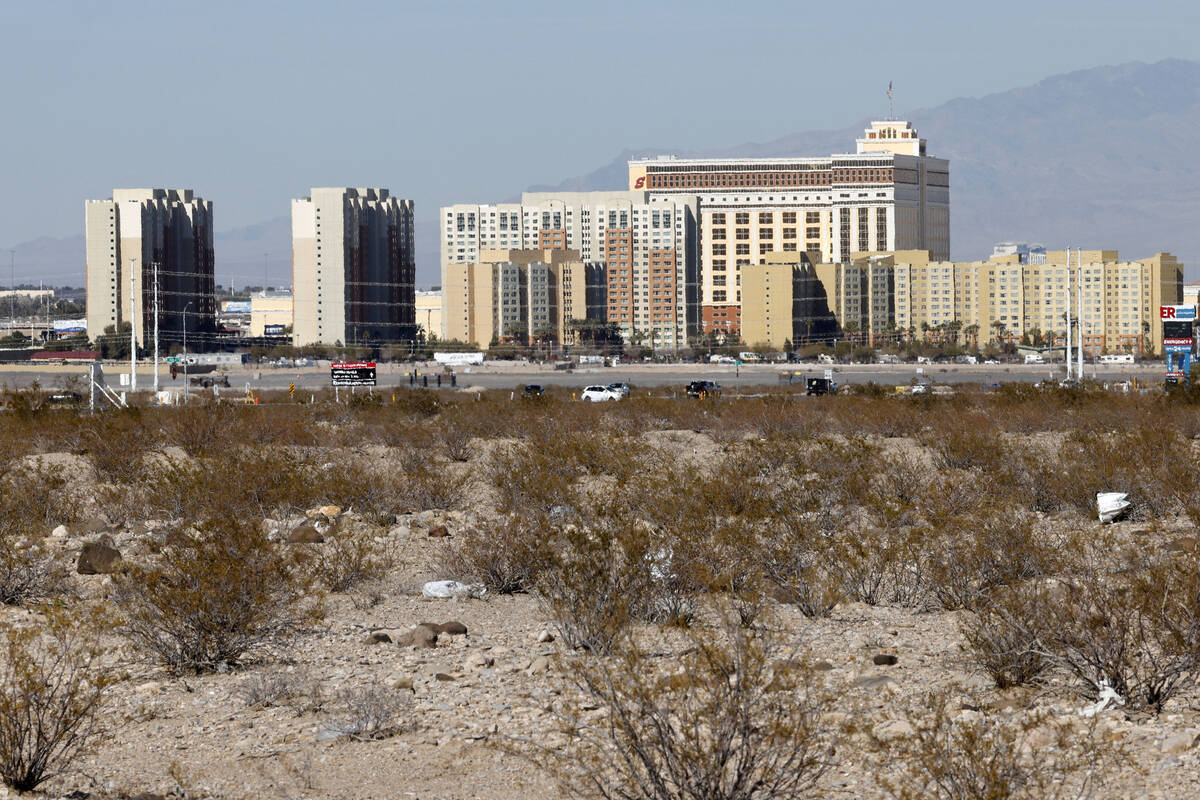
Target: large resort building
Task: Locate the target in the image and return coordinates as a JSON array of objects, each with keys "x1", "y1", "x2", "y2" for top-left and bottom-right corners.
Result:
[{"x1": 629, "y1": 121, "x2": 950, "y2": 336}]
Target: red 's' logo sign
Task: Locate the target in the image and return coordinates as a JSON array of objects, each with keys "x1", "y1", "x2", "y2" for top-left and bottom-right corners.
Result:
[{"x1": 633, "y1": 176, "x2": 645, "y2": 189}]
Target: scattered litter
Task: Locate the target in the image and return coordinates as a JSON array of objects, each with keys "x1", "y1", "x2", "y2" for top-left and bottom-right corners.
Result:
[
  {"x1": 422, "y1": 580, "x2": 486, "y2": 600},
  {"x1": 1080, "y1": 679, "x2": 1125, "y2": 717},
  {"x1": 1097, "y1": 492, "x2": 1131, "y2": 524}
]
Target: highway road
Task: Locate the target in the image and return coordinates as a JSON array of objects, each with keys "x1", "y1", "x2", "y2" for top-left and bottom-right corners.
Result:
[{"x1": 0, "y1": 359, "x2": 1165, "y2": 397}]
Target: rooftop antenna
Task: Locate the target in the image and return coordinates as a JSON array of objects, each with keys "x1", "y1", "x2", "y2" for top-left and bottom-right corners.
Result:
[{"x1": 887, "y1": 81, "x2": 894, "y2": 121}]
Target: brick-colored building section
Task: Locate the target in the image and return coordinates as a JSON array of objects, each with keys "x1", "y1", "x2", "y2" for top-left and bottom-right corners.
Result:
[
  {"x1": 649, "y1": 248, "x2": 678, "y2": 334},
  {"x1": 605, "y1": 228, "x2": 633, "y2": 326},
  {"x1": 538, "y1": 228, "x2": 567, "y2": 250},
  {"x1": 702, "y1": 304, "x2": 741, "y2": 336}
]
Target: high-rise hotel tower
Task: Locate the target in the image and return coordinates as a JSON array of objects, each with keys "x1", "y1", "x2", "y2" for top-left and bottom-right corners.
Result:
[{"x1": 629, "y1": 120, "x2": 949, "y2": 334}]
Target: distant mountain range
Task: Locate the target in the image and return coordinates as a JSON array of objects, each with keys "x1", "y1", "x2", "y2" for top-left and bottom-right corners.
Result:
[
  {"x1": 10, "y1": 58, "x2": 1199, "y2": 289},
  {"x1": 531, "y1": 58, "x2": 1200, "y2": 276}
]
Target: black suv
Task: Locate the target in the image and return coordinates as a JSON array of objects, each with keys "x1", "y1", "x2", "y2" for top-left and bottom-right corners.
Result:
[
  {"x1": 686, "y1": 380, "x2": 722, "y2": 398},
  {"x1": 805, "y1": 377, "x2": 837, "y2": 396}
]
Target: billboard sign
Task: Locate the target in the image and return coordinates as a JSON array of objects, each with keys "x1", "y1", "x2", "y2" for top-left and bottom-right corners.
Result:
[
  {"x1": 221, "y1": 301, "x2": 252, "y2": 314},
  {"x1": 331, "y1": 362, "x2": 377, "y2": 387},
  {"x1": 1163, "y1": 320, "x2": 1194, "y2": 340},
  {"x1": 52, "y1": 319, "x2": 86, "y2": 334},
  {"x1": 263, "y1": 324, "x2": 286, "y2": 336},
  {"x1": 1161, "y1": 305, "x2": 1197, "y2": 321},
  {"x1": 433, "y1": 351, "x2": 484, "y2": 366},
  {"x1": 1164, "y1": 342, "x2": 1194, "y2": 353}
]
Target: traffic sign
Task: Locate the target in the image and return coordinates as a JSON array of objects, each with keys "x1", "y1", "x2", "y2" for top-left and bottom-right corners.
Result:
[{"x1": 165, "y1": 356, "x2": 181, "y2": 364}]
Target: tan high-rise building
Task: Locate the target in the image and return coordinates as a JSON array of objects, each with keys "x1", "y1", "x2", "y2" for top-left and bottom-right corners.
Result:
[
  {"x1": 292, "y1": 188, "x2": 415, "y2": 347},
  {"x1": 630, "y1": 121, "x2": 949, "y2": 337},
  {"x1": 740, "y1": 251, "x2": 839, "y2": 350},
  {"x1": 441, "y1": 192, "x2": 698, "y2": 350},
  {"x1": 443, "y1": 249, "x2": 604, "y2": 350},
  {"x1": 85, "y1": 188, "x2": 215, "y2": 348}
]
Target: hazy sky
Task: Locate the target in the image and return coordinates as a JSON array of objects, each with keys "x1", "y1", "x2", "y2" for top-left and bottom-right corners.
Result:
[{"x1": 1, "y1": 0, "x2": 1198, "y2": 284}]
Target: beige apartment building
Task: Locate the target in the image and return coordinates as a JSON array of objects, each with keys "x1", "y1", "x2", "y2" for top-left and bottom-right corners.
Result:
[
  {"x1": 629, "y1": 121, "x2": 950, "y2": 337},
  {"x1": 249, "y1": 291, "x2": 293, "y2": 337},
  {"x1": 740, "y1": 249, "x2": 1182, "y2": 355},
  {"x1": 292, "y1": 188, "x2": 415, "y2": 347},
  {"x1": 85, "y1": 188, "x2": 215, "y2": 348},
  {"x1": 441, "y1": 192, "x2": 698, "y2": 350},
  {"x1": 443, "y1": 249, "x2": 604, "y2": 350},
  {"x1": 892, "y1": 250, "x2": 1182, "y2": 354},
  {"x1": 415, "y1": 290, "x2": 443, "y2": 340}
]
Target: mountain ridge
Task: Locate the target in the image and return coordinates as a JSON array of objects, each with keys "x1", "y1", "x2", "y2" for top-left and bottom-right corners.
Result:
[
  {"x1": 9, "y1": 59, "x2": 1198, "y2": 288},
  {"x1": 531, "y1": 58, "x2": 1200, "y2": 273}
]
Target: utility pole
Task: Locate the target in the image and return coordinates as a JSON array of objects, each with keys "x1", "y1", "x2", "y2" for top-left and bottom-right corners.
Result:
[
  {"x1": 152, "y1": 261, "x2": 160, "y2": 393},
  {"x1": 8, "y1": 250, "x2": 14, "y2": 328},
  {"x1": 264, "y1": 252, "x2": 269, "y2": 292},
  {"x1": 1064, "y1": 247, "x2": 1072, "y2": 382},
  {"x1": 129, "y1": 263, "x2": 137, "y2": 393},
  {"x1": 1077, "y1": 247, "x2": 1085, "y2": 381},
  {"x1": 182, "y1": 301, "x2": 193, "y2": 404}
]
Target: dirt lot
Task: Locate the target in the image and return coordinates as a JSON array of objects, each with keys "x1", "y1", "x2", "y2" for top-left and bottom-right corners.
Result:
[{"x1": 3, "y1": 386, "x2": 1200, "y2": 799}]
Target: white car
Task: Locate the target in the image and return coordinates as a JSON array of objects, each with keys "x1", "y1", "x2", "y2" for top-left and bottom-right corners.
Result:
[{"x1": 581, "y1": 385, "x2": 621, "y2": 402}]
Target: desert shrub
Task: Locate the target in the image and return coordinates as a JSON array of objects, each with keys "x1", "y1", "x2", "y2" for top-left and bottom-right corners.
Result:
[
  {"x1": 0, "y1": 462, "x2": 78, "y2": 532},
  {"x1": 920, "y1": 415, "x2": 1007, "y2": 472},
  {"x1": 437, "y1": 514, "x2": 553, "y2": 594},
  {"x1": 439, "y1": 426, "x2": 474, "y2": 462},
  {"x1": 111, "y1": 517, "x2": 322, "y2": 673},
  {"x1": 534, "y1": 518, "x2": 657, "y2": 654},
  {"x1": 238, "y1": 668, "x2": 324, "y2": 714},
  {"x1": 310, "y1": 522, "x2": 395, "y2": 593},
  {"x1": 81, "y1": 410, "x2": 150, "y2": 483},
  {"x1": 323, "y1": 682, "x2": 410, "y2": 740},
  {"x1": 1050, "y1": 546, "x2": 1200, "y2": 712},
  {"x1": 0, "y1": 605, "x2": 116, "y2": 792},
  {"x1": 0, "y1": 467, "x2": 72, "y2": 605},
  {"x1": 961, "y1": 582, "x2": 1056, "y2": 689},
  {"x1": 873, "y1": 690, "x2": 1113, "y2": 800},
  {"x1": 762, "y1": 526, "x2": 843, "y2": 618},
  {"x1": 926, "y1": 512, "x2": 1050, "y2": 611},
  {"x1": 403, "y1": 462, "x2": 471, "y2": 512},
  {"x1": 159, "y1": 402, "x2": 235, "y2": 457},
  {"x1": 390, "y1": 389, "x2": 442, "y2": 418},
  {"x1": 527, "y1": 611, "x2": 835, "y2": 800},
  {"x1": 489, "y1": 441, "x2": 578, "y2": 514},
  {"x1": 143, "y1": 448, "x2": 321, "y2": 521},
  {"x1": 312, "y1": 459, "x2": 406, "y2": 525},
  {"x1": 0, "y1": 535, "x2": 67, "y2": 607}
]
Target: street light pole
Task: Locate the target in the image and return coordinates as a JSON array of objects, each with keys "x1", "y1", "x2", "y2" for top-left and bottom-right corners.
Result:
[
  {"x1": 152, "y1": 261, "x2": 160, "y2": 394},
  {"x1": 130, "y1": 261, "x2": 137, "y2": 393},
  {"x1": 8, "y1": 250, "x2": 14, "y2": 328},
  {"x1": 182, "y1": 301, "x2": 194, "y2": 404}
]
